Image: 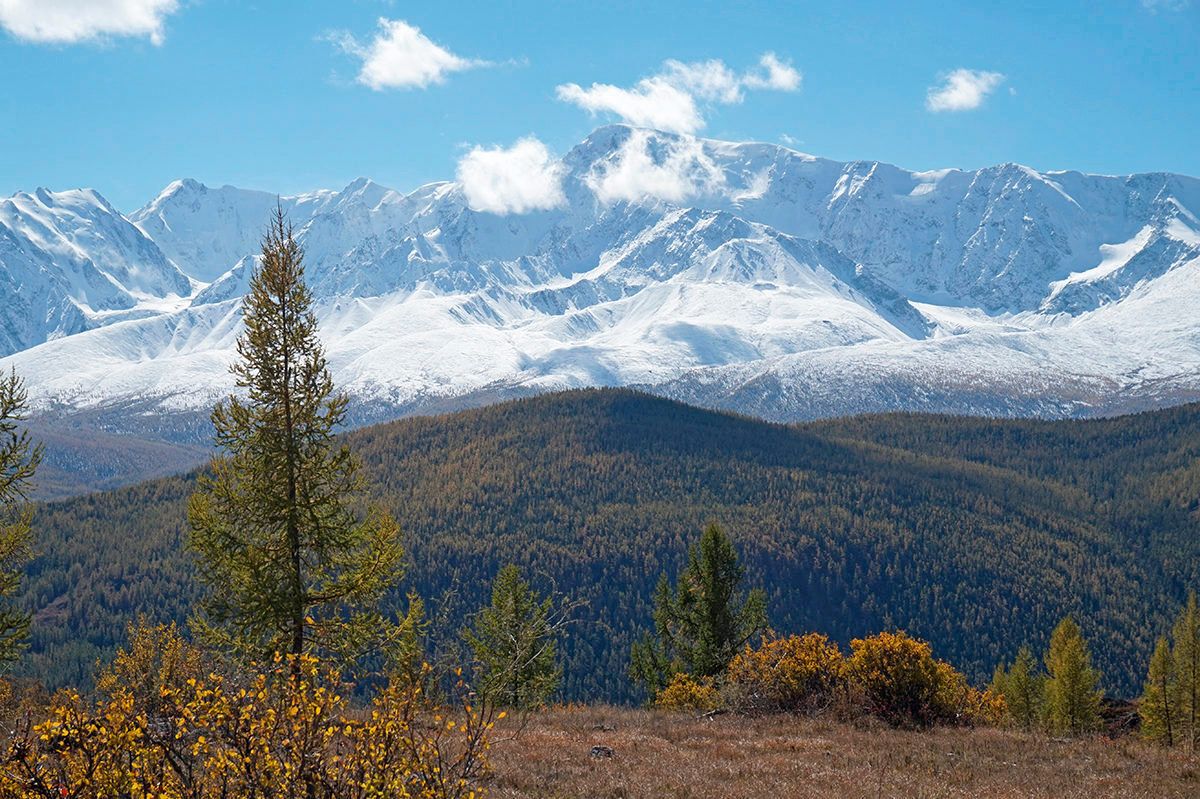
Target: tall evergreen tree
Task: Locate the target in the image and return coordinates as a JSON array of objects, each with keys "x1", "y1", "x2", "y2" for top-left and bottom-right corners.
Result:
[
  {"x1": 1043, "y1": 616, "x2": 1103, "y2": 735},
  {"x1": 0, "y1": 371, "x2": 40, "y2": 669},
  {"x1": 991, "y1": 645, "x2": 1044, "y2": 731},
  {"x1": 1140, "y1": 635, "x2": 1175, "y2": 746},
  {"x1": 1172, "y1": 591, "x2": 1200, "y2": 752},
  {"x1": 463, "y1": 565, "x2": 563, "y2": 709},
  {"x1": 630, "y1": 523, "x2": 767, "y2": 699},
  {"x1": 188, "y1": 209, "x2": 406, "y2": 671}
]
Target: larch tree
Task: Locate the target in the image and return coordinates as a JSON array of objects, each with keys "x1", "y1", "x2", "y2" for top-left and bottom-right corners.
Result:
[
  {"x1": 463, "y1": 564, "x2": 565, "y2": 710},
  {"x1": 1043, "y1": 616, "x2": 1103, "y2": 736},
  {"x1": 188, "y1": 209, "x2": 407, "y2": 673},
  {"x1": 630, "y1": 523, "x2": 767, "y2": 700},
  {"x1": 1140, "y1": 635, "x2": 1175, "y2": 747},
  {"x1": 0, "y1": 370, "x2": 41, "y2": 669},
  {"x1": 1172, "y1": 591, "x2": 1200, "y2": 752},
  {"x1": 992, "y1": 645, "x2": 1044, "y2": 731}
]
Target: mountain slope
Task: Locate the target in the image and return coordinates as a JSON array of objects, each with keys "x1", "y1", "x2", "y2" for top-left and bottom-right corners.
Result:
[
  {"x1": 3, "y1": 126, "x2": 1200, "y2": 455},
  {"x1": 22, "y1": 390, "x2": 1200, "y2": 700},
  {"x1": 0, "y1": 188, "x2": 193, "y2": 355}
]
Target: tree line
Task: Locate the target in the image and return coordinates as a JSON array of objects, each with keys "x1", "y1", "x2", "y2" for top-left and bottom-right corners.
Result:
[{"x1": 619, "y1": 521, "x2": 1115, "y2": 735}]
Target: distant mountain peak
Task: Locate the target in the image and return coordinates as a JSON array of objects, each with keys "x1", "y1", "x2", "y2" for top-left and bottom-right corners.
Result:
[{"x1": 2, "y1": 126, "x2": 1199, "y2": 427}]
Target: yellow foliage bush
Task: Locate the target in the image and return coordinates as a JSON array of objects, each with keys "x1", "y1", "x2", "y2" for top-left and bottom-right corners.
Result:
[
  {"x1": 0, "y1": 624, "x2": 494, "y2": 799},
  {"x1": 726, "y1": 633, "x2": 845, "y2": 715},
  {"x1": 931, "y1": 657, "x2": 1007, "y2": 726},
  {"x1": 655, "y1": 673, "x2": 720, "y2": 712},
  {"x1": 963, "y1": 685, "x2": 1008, "y2": 726},
  {"x1": 847, "y1": 631, "x2": 978, "y2": 728}
]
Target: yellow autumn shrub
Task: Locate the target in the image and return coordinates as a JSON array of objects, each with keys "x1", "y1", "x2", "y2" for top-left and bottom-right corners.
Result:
[
  {"x1": 963, "y1": 685, "x2": 1007, "y2": 726},
  {"x1": 726, "y1": 633, "x2": 845, "y2": 715},
  {"x1": 654, "y1": 673, "x2": 720, "y2": 712},
  {"x1": 0, "y1": 624, "x2": 494, "y2": 799},
  {"x1": 847, "y1": 631, "x2": 979, "y2": 728}
]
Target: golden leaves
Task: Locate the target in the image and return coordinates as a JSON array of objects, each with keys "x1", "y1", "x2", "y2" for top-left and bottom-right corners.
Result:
[
  {"x1": 654, "y1": 673, "x2": 720, "y2": 712},
  {"x1": 0, "y1": 630, "x2": 493, "y2": 799}
]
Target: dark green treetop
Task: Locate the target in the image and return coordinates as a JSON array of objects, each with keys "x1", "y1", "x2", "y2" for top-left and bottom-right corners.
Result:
[{"x1": 631, "y1": 523, "x2": 767, "y2": 699}]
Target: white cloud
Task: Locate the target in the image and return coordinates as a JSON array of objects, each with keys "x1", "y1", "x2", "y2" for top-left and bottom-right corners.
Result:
[
  {"x1": 587, "y1": 130, "x2": 726, "y2": 204},
  {"x1": 660, "y1": 58, "x2": 744, "y2": 103},
  {"x1": 925, "y1": 68, "x2": 1006, "y2": 112},
  {"x1": 457, "y1": 137, "x2": 566, "y2": 215},
  {"x1": 334, "y1": 18, "x2": 487, "y2": 90},
  {"x1": 556, "y1": 78, "x2": 703, "y2": 135},
  {"x1": 743, "y1": 52, "x2": 803, "y2": 91},
  {"x1": 0, "y1": 0, "x2": 179, "y2": 45},
  {"x1": 557, "y1": 52, "x2": 801, "y2": 134}
]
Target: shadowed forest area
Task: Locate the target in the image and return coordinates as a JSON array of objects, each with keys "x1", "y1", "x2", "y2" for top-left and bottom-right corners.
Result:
[{"x1": 22, "y1": 389, "x2": 1200, "y2": 702}]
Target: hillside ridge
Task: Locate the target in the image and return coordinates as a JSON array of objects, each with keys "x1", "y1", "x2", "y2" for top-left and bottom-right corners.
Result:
[{"x1": 21, "y1": 389, "x2": 1200, "y2": 701}]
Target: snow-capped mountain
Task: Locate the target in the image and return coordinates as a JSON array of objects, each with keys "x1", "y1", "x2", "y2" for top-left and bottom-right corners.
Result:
[
  {"x1": 0, "y1": 187, "x2": 194, "y2": 356},
  {"x1": 3, "y1": 125, "x2": 1200, "y2": 438}
]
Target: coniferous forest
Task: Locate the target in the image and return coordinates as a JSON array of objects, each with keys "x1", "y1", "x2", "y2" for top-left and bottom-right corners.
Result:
[{"x1": 20, "y1": 386, "x2": 1200, "y2": 702}]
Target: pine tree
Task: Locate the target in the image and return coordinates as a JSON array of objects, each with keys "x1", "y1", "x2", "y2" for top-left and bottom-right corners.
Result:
[
  {"x1": 188, "y1": 209, "x2": 406, "y2": 672},
  {"x1": 630, "y1": 523, "x2": 767, "y2": 699},
  {"x1": 1140, "y1": 635, "x2": 1175, "y2": 746},
  {"x1": 1172, "y1": 591, "x2": 1200, "y2": 752},
  {"x1": 991, "y1": 645, "x2": 1044, "y2": 731},
  {"x1": 0, "y1": 371, "x2": 40, "y2": 669},
  {"x1": 1043, "y1": 616, "x2": 1103, "y2": 735},
  {"x1": 463, "y1": 565, "x2": 562, "y2": 709}
]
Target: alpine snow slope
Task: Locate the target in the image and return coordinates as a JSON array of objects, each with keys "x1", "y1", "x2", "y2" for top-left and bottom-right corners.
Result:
[{"x1": 4, "y1": 125, "x2": 1200, "y2": 451}]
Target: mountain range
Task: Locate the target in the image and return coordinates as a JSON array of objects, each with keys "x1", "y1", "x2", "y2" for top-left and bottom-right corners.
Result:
[{"x1": 3, "y1": 124, "x2": 1200, "y2": 490}]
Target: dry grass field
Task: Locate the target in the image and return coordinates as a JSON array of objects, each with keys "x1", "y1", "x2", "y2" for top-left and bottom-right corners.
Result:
[{"x1": 486, "y1": 706, "x2": 1199, "y2": 799}]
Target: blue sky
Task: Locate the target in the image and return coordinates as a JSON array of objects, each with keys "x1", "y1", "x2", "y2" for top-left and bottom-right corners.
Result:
[{"x1": 2, "y1": 0, "x2": 1197, "y2": 212}]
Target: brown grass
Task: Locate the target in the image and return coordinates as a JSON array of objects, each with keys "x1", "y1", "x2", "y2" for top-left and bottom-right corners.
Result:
[{"x1": 485, "y1": 706, "x2": 1199, "y2": 799}]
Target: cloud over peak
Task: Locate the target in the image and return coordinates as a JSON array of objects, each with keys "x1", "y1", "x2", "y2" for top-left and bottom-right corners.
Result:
[
  {"x1": 926, "y1": 68, "x2": 1006, "y2": 112},
  {"x1": 455, "y1": 129, "x2": 733, "y2": 214},
  {"x1": 587, "y1": 130, "x2": 726, "y2": 205},
  {"x1": 457, "y1": 137, "x2": 567, "y2": 215},
  {"x1": 557, "y1": 79, "x2": 703, "y2": 135},
  {"x1": 333, "y1": 18, "x2": 488, "y2": 91},
  {"x1": 557, "y1": 52, "x2": 801, "y2": 134},
  {"x1": 0, "y1": 0, "x2": 180, "y2": 45}
]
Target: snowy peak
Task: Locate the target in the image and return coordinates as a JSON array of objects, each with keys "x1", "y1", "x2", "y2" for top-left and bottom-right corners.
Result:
[
  {"x1": 557, "y1": 126, "x2": 1200, "y2": 314},
  {"x1": 3, "y1": 186, "x2": 187, "y2": 299},
  {"x1": 0, "y1": 187, "x2": 191, "y2": 356},
  {"x1": 2, "y1": 126, "x2": 1200, "y2": 427},
  {"x1": 335, "y1": 177, "x2": 398, "y2": 209},
  {"x1": 131, "y1": 175, "x2": 433, "y2": 288},
  {"x1": 132, "y1": 180, "x2": 284, "y2": 283}
]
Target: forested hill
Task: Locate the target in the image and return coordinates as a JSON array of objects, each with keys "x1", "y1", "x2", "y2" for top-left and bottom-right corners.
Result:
[{"x1": 23, "y1": 389, "x2": 1200, "y2": 701}]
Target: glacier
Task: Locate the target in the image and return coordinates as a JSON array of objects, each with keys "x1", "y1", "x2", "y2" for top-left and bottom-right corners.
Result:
[{"x1": 3, "y1": 124, "x2": 1200, "y2": 447}]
